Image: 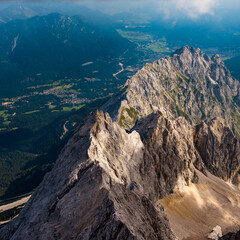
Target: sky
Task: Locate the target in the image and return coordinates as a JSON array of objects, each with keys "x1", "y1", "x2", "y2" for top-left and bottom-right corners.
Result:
[
  {"x1": 0, "y1": 0, "x2": 239, "y2": 20},
  {"x1": 78, "y1": 0, "x2": 240, "y2": 18}
]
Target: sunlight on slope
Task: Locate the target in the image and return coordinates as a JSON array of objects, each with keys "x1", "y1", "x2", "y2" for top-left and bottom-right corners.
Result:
[{"x1": 159, "y1": 169, "x2": 240, "y2": 240}]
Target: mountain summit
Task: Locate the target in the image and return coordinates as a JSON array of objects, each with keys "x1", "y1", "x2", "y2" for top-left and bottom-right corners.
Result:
[{"x1": 1, "y1": 47, "x2": 240, "y2": 240}]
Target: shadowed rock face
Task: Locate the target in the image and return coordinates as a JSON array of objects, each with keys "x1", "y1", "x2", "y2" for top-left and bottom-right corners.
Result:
[
  {"x1": 133, "y1": 113, "x2": 201, "y2": 198},
  {"x1": 220, "y1": 230, "x2": 240, "y2": 240},
  {"x1": 0, "y1": 47, "x2": 240, "y2": 239},
  {"x1": 194, "y1": 118, "x2": 240, "y2": 184}
]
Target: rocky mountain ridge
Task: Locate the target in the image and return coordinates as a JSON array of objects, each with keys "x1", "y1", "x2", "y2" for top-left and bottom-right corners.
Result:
[
  {"x1": 0, "y1": 46, "x2": 240, "y2": 239},
  {"x1": 102, "y1": 46, "x2": 240, "y2": 134}
]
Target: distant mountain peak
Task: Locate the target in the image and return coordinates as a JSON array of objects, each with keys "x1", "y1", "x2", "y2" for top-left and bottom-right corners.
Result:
[
  {"x1": 173, "y1": 45, "x2": 202, "y2": 56},
  {"x1": 211, "y1": 53, "x2": 224, "y2": 64}
]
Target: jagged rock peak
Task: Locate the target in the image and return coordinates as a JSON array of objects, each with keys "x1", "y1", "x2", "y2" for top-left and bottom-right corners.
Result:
[
  {"x1": 173, "y1": 45, "x2": 206, "y2": 57},
  {"x1": 172, "y1": 46, "x2": 223, "y2": 66},
  {"x1": 171, "y1": 46, "x2": 214, "y2": 80},
  {"x1": 172, "y1": 46, "x2": 212, "y2": 72}
]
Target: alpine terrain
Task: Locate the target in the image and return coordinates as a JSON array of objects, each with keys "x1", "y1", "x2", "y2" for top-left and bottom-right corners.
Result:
[{"x1": 0, "y1": 46, "x2": 240, "y2": 240}]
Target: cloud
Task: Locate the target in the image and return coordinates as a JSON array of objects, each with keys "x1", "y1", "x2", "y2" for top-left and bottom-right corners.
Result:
[
  {"x1": 175, "y1": 0, "x2": 219, "y2": 18},
  {"x1": 81, "y1": 0, "x2": 220, "y2": 18}
]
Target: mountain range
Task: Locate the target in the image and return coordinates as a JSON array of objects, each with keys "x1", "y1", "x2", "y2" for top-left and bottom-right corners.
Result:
[
  {"x1": 0, "y1": 46, "x2": 240, "y2": 239},
  {"x1": 0, "y1": 12, "x2": 135, "y2": 97}
]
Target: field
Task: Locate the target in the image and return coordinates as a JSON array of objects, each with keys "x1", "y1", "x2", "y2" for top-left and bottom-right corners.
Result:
[
  {"x1": 145, "y1": 37, "x2": 171, "y2": 53},
  {"x1": 117, "y1": 29, "x2": 152, "y2": 42},
  {"x1": 0, "y1": 57, "x2": 140, "y2": 134},
  {"x1": 117, "y1": 29, "x2": 171, "y2": 54}
]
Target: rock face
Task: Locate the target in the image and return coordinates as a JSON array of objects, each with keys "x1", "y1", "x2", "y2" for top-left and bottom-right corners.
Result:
[
  {"x1": 195, "y1": 118, "x2": 240, "y2": 184},
  {"x1": 132, "y1": 113, "x2": 201, "y2": 198},
  {"x1": 0, "y1": 46, "x2": 240, "y2": 239}
]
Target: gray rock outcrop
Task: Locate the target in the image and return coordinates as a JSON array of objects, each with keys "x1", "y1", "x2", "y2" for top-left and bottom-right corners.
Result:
[{"x1": 208, "y1": 225, "x2": 223, "y2": 240}]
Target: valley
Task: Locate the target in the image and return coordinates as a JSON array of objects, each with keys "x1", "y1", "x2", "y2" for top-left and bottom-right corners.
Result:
[{"x1": 0, "y1": 194, "x2": 31, "y2": 226}]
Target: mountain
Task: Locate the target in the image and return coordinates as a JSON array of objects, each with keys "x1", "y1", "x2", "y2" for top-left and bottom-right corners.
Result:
[
  {"x1": 0, "y1": 3, "x2": 115, "y2": 26},
  {"x1": 1, "y1": 47, "x2": 240, "y2": 239},
  {"x1": 0, "y1": 5, "x2": 43, "y2": 23},
  {"x1": 0, "y1": 13, "x2": 135, "y2": 97},
  {"x1": 102, "y1": 46, "x2": 240, "y2": 134}
]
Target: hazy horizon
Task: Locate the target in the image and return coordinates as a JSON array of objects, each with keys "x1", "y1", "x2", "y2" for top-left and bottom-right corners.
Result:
[{"x1": 0, "y1": 0, "x2": 239, "y2": 20}]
